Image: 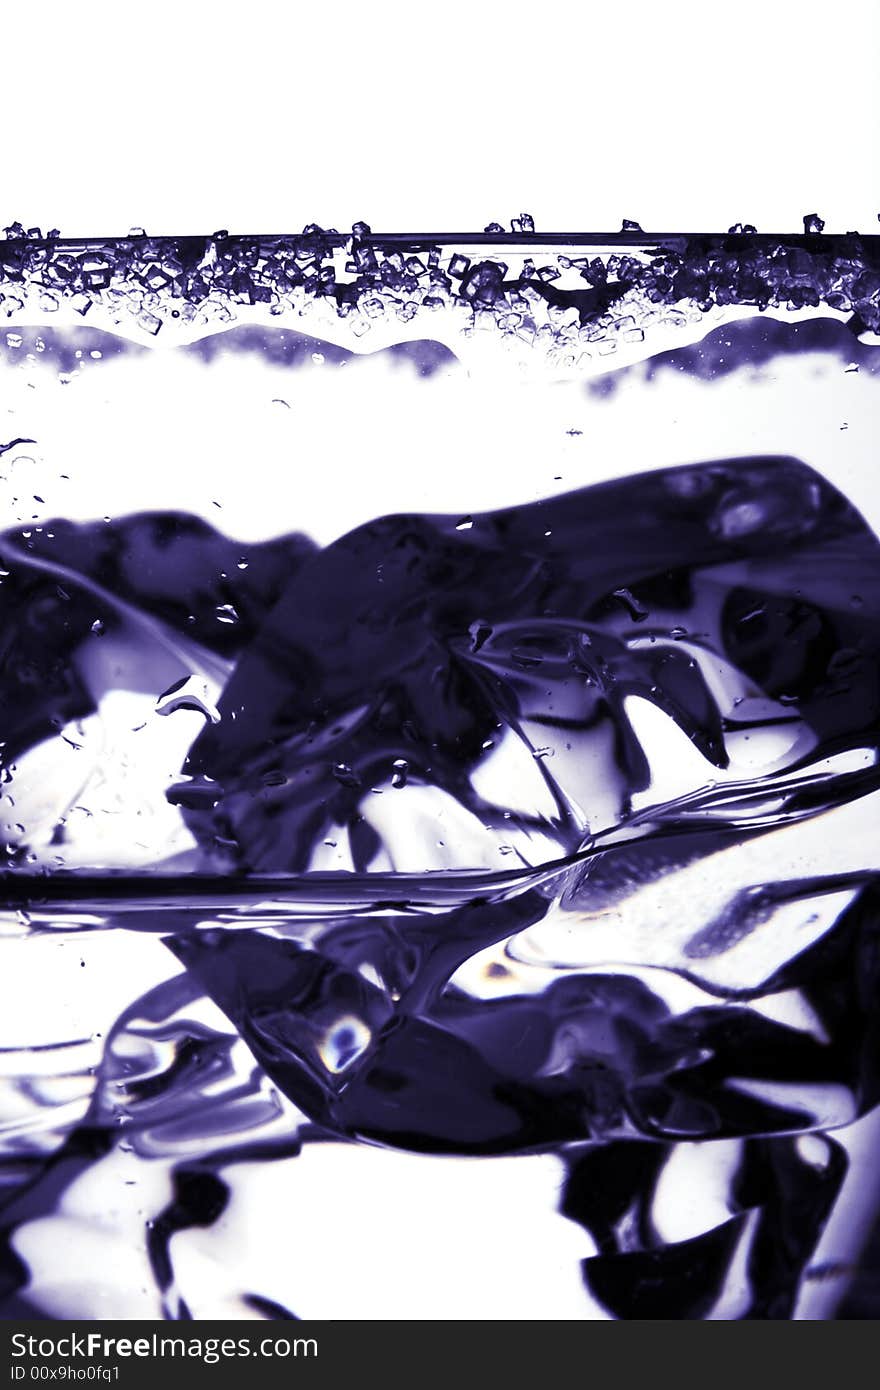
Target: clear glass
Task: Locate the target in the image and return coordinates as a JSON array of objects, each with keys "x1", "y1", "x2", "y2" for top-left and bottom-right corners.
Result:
[{"x1": 0, "y1": 224, "x2": 879, "y2": 1320}]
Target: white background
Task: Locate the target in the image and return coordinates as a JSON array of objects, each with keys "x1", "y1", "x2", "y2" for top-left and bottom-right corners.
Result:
[{"x1": 2, "y1": 0, "x2": 878, "y2": 235}]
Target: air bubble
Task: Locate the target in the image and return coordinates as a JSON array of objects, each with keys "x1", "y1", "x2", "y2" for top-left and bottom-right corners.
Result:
[
  {"x1": 318, "y1": 1015, "x2": 371, "y2": 1073},
  {"x1": 155, "y1": 676, "x2": 221, "y2": 725},
  {"x1": 332, "y1": 763, "x2": 360, "y2": 788},
  {"x1": 716, "y1": 498, "x2": 767, "y2": 538},
  {"x1": 612, "y1": 587, "x2": 649, "y2": 621},
  {"x1": 469, "y1": 620, "x2": 492, "y2": 653},
  {"x1": 260, "y1": 769, "x2": 287, "y2": 787}
]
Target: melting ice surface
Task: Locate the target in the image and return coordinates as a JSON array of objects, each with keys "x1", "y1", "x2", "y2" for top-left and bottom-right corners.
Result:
[{"x1": 1, "y1": 229, "x2": 880, "y2": 1318}]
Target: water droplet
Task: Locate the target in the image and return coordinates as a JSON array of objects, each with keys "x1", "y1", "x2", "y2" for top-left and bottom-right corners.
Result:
[
  {"x1": 90, "y1": 619, "x2": 105, "y2": 636},
  {"x1": 455, "y1": 516, "x2": 474, "y2": 531},
  {"x1": 215, "y1": 604, "x2": 239, "y2": 625},
  {"x1": 391, "y1": 758, "x2": 409, "y2": 788}
]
